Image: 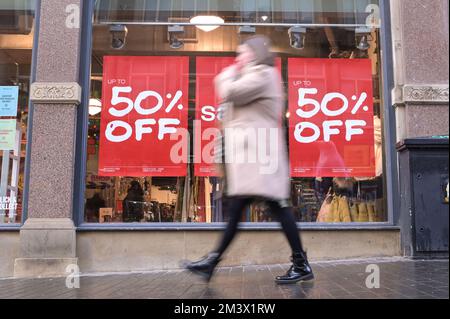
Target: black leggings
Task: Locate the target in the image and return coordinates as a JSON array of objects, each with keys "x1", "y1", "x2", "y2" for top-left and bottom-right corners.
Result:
[{"x1": 215, "y1": 197, "x2": 304, "y2": 258}]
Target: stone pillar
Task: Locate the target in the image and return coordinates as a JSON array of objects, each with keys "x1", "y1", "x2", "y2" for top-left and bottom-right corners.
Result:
[
  {"x1": 390, "y1": 0, "x2": 449, "y2": 257},
  {"x1": 390, "y1": 0, "x2": 449, "y2": 141},
  {"x1": 14, "y1": 0, "x2": 83, "y2": 277}
]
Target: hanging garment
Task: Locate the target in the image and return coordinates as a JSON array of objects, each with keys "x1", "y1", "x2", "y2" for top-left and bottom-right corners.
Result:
[
  {"x1": 367, "y1": 201, "x2": 377, "y2": 222},
  {"x1": 204, "y1": 177, "x2": 213, "y2": 223},
  {"x1": 350, "y1": 201, "x2": 359, "y2": 222},
  {"x1": 210, "y1": 177, "x2": 223, "y2": 222},
  {"x1": 357, "y1": 202, "x2": 369, "y2": 222},
  {"x1": 375, "y1": 198, "x2": 385, "y2": 222},
  {"x1": 316, "y1": 188, "x2": 333, "y2": 223},
  {"x1": 182, "y1": 167, "x2": 191, "y2": 222},
  {"x1": 325, "y1": 195, "x2": 337, "y2": 223},
  {"x1": 355, "y1": 115, "x2": 384, "y2": 181},
  {"x1": 374, "y1": 115, "x2": 383, "y2": 177},
  {"x1": 197, "y1": 178, "x2": 206, "y2": 223},
  {"x1": 189, "y1": 176, "x2": 199, "y2": 222},
  {"x1": 174, "y1": 177, "x2": 184, "y2": 222},
  {"x1": 331, "y1": 196, "x2": 341, "y2": 223},
  {"x1": 339, "y1": 196, "x2": 352, "y2": 223}
]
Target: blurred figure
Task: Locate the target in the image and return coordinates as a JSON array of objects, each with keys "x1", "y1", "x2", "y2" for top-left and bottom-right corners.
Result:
[
  {"x1": 85, "y1": 193, "x2": 106, "y2": 223},
  {"x1": 122, "y1": 180, "x2": 144, "y2": 222},
  {"x1": 183, "y1": 36, "x2": 314, "y2": 284}
]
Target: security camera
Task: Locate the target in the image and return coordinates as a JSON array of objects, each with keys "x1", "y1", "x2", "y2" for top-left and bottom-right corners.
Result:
[
  {"x1": 238, "y1": 25, "x2": 256, "y2": 34},
  {"x1": 355, "y1": 27, "x2": 372, "y2": 51},
  {"x1": 168, "y1": 25, "x2": 184, "y2": 49},
  {"x1": 288, "y1": 26, "x2": 307, "y2": 50},
  {"x1": 110, "y1": 24, "x2": 128, "y2": 50}
]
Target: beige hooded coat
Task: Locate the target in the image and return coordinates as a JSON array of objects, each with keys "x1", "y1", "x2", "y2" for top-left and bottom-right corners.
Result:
[{"x1": 214, "y1": 37, "x2": 290, "y2": 201}]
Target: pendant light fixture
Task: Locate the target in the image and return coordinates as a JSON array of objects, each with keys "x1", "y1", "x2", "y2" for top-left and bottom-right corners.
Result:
[
  {"x1": 88, "y1": 98, "x2": 102, "y2": 116},
  {"x1": 190, "y1": 15, "x2": 224, "y2": 32},
  {"x1": 89, "y1": 79, "x2": 102, "y2": 116},
  {"x1": 190, "y1": 0, "x2": 223, "y2": 32}
]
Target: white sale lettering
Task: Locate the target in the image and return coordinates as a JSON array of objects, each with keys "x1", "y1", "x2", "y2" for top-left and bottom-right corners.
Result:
[
  {"x1": 294, "y1": 88, "x2": 369, "y2": 143},
  {"x1": 105, "y1": 86, "x2": 183, "y2": 142},
  {"x1": 200, "y1": 105, "x2": 216, "y2": 122},
  {"x1": 98, "y1": 56, "x2": 189, "y2": 177},
  {"x1": 200, "y1": 104, "x2": 226, "y2": 122}
]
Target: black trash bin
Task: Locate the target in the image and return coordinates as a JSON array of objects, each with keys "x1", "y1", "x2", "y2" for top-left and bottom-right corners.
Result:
[{"x1": 397, "y1": 136, "x2": 449, "y2": 258}]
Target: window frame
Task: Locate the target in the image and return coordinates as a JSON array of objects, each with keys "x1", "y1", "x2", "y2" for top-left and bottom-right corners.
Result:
[{"x1": 73, "y1": 0, "x2": 399, "y2": 231}]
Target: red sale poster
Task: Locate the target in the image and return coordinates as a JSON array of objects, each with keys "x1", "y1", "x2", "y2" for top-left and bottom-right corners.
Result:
[
  {"x1": 195, "y1": 57, "x2": 282, "y2": 177},
  {"x1": 194, "y1": 57, "x2": 235, "y2": 177},
  {"x1": 288, "y1": 58, "x2": 375, "y2": 177},
  {"x1": 98, "y1": 56, "x2": 189, "y2": 177}
]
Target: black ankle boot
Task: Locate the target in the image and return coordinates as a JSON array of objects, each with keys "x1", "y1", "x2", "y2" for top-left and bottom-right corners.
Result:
[
  {"x1": 184, "y1": 252, "x2": 221, "y2": 281},
  {"x1": 275, "y1": 251, "x2": 314, "y2": 284}
]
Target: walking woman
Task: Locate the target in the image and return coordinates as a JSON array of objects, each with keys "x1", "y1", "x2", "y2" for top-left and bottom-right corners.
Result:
[{"x1": 184, "y1": 36, "x2": 314, "y2": 284}]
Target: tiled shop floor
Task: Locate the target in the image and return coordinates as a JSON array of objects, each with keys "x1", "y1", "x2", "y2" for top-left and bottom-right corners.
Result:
[{"x1": 0, "y1": 258, "x2": 448, "y2": 299}]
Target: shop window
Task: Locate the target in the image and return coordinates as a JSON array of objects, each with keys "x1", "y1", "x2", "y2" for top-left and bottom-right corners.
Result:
[
  {"x1": 84, "y1": 0, "x2": 386, "y2": 224},
  {"x1": 0, "y1": 0, "x2": 35, "y2": 224}
]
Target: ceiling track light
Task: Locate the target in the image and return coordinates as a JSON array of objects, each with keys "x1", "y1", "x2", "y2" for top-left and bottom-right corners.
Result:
[
  {"x1": 89, "y1": 98, "x2": 102, "y2": 116},
  {"x1": 355, "y1": 26, "x2": 373, "y2": 51},
  {"x1": 288, "y1": 26, "x2": 307, "y2": 50},
  {"x1": 109, "y1": 24, "x2": 128, "y2": 50},
  {"x1": 168, "y1": 25, "x2": 184, "y2": 49},
  {"x1": 238, "y1": 25, "x2": 256, "y2": 34}
]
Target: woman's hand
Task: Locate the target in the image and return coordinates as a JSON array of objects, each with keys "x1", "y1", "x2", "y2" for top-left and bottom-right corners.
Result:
[{"x1": 223, "y1": 64, "x2": 239, "y2": 77}]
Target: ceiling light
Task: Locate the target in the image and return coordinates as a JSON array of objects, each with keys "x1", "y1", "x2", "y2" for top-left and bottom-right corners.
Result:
[
  {"x1": 190, "y1": 15, "x2": 224, "y2": 32},
  {"x1": 89, "y1": 98, "x2": 102, "y2": 116}
]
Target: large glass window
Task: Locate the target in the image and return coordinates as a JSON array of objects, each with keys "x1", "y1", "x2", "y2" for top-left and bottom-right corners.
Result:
[
  {"x1": 84, "y1": 0, "x2": 386, "y2": 224},
  {"x1": 0, "y1": 0, "x2": 35, "y2": 224}
]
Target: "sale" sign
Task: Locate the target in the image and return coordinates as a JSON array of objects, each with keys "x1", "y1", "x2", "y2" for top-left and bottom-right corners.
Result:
[
  {"x1": 98, "y1": 56, "x2": 189, "y2": 177},
  {"x1": 194, "y1": 57, "x2": 235, "y2": 177},
  {"x1": 288, "y1": 58, "x2": 376, "y2": 177}
]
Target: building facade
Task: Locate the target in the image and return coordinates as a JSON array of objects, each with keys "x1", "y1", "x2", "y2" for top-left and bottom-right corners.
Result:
[{"x1": 0, "y1": 0, "x2": 448, "y2": 278}]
